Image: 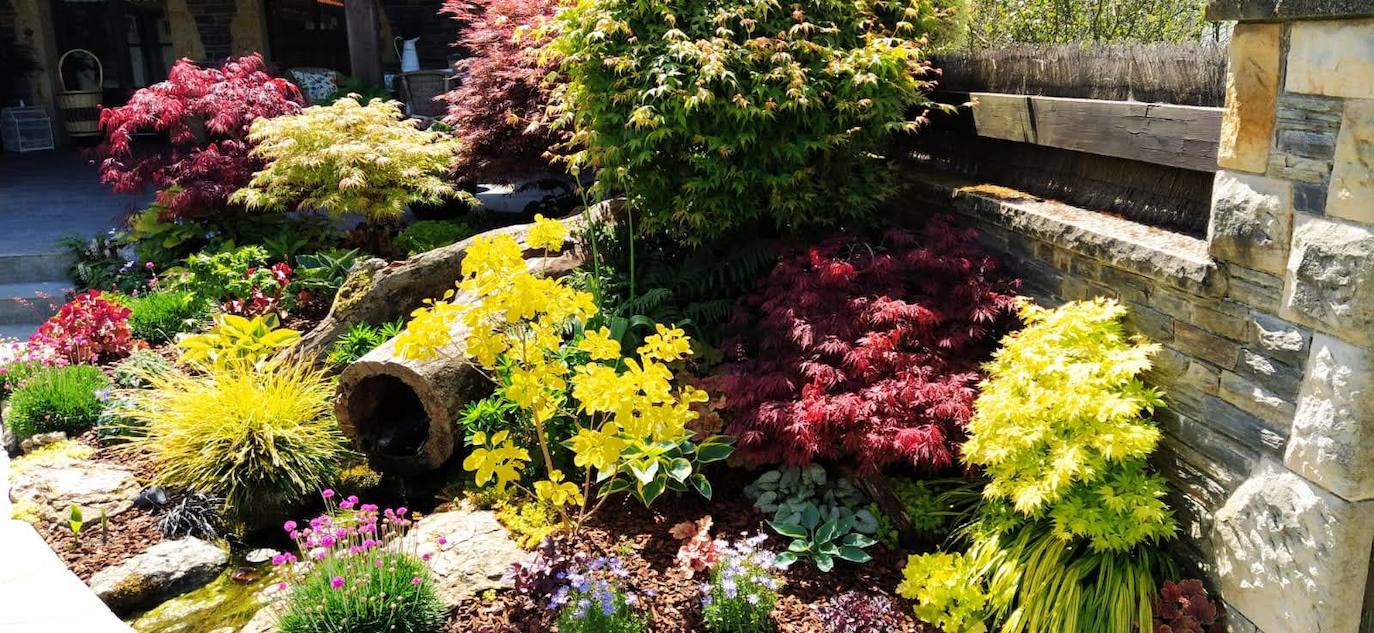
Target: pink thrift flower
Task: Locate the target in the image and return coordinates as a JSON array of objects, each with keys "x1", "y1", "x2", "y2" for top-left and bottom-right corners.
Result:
[
  {"x1": 283, "y1": 520, "x2": 297, "y2": 532},
  {"x1": 411, "y1": 577, "x2": 422, "y2": 586},
  {"x1": 330, "y1": 576, "x2": 345, "y2": 589},
  {"x1": 322, "y1": 489, "x2": 336, "y2": 499},
  {"x1": 437, "y1": 536, "x2": 448, "y2": 546}
]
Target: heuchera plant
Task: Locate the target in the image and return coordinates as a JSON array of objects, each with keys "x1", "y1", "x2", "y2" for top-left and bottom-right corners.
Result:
[
  {"x1": 97, "y1": 54, "x2": 304, "y2": 220},
  {"x1": 713, "y1": 219, "x2": 1018, "y2": 473},
  {"x1": 31, "y1": 290, "x2": 135, "y2": 364},
  {"x1": 441, "y1": 0, "x2": 562, "y2": 182},
  {"x1": 669, "y1": 515, "x2": 720, "y2": 577},
  {"x1": 1153, "y1": 579, "x2": 1222, "y2": 633}
]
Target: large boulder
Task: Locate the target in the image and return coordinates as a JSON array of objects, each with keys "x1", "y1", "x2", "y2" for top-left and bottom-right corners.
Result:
[
  {"x1": 8, "y1": 456, "x2": 141, "y2": 522},
  {"x1": 406, "y1": 510, "x2": 522, "y2": 609},
  {"x1": 89, "y1": 537, "x2": 230, "y2": 615}
]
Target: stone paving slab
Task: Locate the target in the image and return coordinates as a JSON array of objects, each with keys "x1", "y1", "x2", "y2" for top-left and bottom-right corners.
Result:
[{"x1": 0, "y1": 521, "x2": 133, "y2": 632}]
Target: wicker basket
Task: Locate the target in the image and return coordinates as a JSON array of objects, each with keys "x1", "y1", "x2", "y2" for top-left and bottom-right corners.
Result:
[{"x1": 57, "y1": 49, "x2": 103, "y2": 137}]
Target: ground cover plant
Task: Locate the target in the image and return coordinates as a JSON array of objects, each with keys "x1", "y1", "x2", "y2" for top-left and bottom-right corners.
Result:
[
  {"x1": 5, "y1": 364, "x2": 111, "y2": 440},
  {"x1": 97, "y1": 54, "x2": 304, "y2": 220},
  {"x1": 550, "y1": 0, "x2": 943, "y2": 241},
  {"x1": 713, "y1": 220, "x2": 1019, "y2": 472},
  {"x1": 126, "y1": 290, "x2": 209, "y2": 344},
  {"x1": 395, "y1": 220, "x2": 476, "y2": 256}
]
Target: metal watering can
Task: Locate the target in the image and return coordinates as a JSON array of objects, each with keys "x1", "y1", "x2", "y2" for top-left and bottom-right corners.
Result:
[{"x1": 394, "y1": 36, "x2": 421, "y2": 72}]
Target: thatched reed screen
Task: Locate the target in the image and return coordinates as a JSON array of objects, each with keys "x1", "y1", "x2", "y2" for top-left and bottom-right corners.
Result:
[{"x1": 933, "y1": 43, "x2": 1227, "y2": 106}]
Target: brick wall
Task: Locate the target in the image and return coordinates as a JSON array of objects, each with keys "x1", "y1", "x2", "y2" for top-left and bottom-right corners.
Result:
[
  {"x1": 185, "y1": 0, "x2": 236, "y2": 60},
  {"x1": 908, "y1": 5, "x2": 1374, "y2": 633}
]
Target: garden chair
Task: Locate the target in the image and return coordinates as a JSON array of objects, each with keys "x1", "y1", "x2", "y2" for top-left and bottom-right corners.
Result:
[{"x1": 395, "y1": 70, "x2": 450, "y2": 123}]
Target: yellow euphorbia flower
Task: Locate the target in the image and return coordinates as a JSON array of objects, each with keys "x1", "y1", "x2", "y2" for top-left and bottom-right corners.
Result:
[
  {"x1": 463, "y1": 430, "x2": 530, "y2": 490},
  {"x1": 577, "y1": 327, "x2": 622, "y2": 360},
  {"x1": 534, "y1": 470, "x2": 584, "y2": 508},
  {"x1": 637, "y1": 323, "x2": 691, "y2": 362},
  {"x1": 527, "y1": 213, "x2": 569, "y2": 251},
  {"x1": 568, "y1": 427, "x2": 628, "y2": 472}
]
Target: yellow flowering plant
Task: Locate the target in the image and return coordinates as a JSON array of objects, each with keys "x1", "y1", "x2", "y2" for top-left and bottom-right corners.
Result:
[{"x1": 395, "y1": 215, "x2": 734, "y2": 531}]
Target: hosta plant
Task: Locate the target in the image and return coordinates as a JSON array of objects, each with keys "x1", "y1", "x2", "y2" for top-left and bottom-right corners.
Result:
[
  {"x1": 441, "y1": 0, "x2": 562, "y2": 182},
  {"x1": 744, "y1": 466, "x2": 878, "y2": 570},
  {"x1": 714, "y1": 220, "x2": 1019, "y2": 472},
  {"x1": 550, "y1": 0, "x2": 941, "y2": 241},
  {"x1": 393, "y1": 215, "x2": 734, "y2": 533},
  {"x1": 177, "y1": 314, "x2": 301, "y2": 370},
  {"x1": 120, "y1": 360, "x2": 348, "y2": 524},
  {"x1": 234, "y1": 96, "x2": 467, "y2": 224},
  {"x1": 97, "y1": 54, "x2": 304, "y2": 220}
]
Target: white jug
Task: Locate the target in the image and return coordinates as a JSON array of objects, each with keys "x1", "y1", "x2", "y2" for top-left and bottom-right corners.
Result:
[{"x1": 395, "y1": 37, "x2": 421, "y2": 72}]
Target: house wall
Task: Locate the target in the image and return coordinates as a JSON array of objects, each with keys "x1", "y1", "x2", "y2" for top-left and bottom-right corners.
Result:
[{"x1": 910, "y1": 5, "x2": 1374, "y2": 632}]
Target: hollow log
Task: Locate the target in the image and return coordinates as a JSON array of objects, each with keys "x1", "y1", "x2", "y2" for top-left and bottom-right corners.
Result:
[
  {"x1": 330, "y1": 205, "x2": 612, "y2": 471},
  {"x1": 293, "y1": 200, "x2": 621, "y2": 364}
]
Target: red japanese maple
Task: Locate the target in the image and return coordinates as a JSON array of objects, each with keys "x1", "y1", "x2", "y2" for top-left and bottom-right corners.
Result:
[
  {"x1": 97, "y1": 54, "x2": 303, "y2": 220},
  {"x1": 441, "y1": 0, "x2": 562, "y2": 182},
  {"x1": 30, "y1": 290, "x2": 135, "y2": 364},
  {"x1": 711, "y1": 219, "x2": 1019, "y2": 473}
]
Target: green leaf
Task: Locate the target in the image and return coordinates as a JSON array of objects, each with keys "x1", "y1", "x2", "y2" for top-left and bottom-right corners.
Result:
[
  {"x1": 629, "y1": 460, "x2": 659, "y2": 485},
  {"x1": 695, "y1": 440, "x2": 734, "y2": 463},
  {"x1": 815, "y1": 517, "x2": 840, "y2": 544},
  {"x1": 814, "y1": 553, "x2": 835, "y2": 572},
  {"x1": 837, "y1": 546, "x2": 871, "y2": 563},
  {"x1": 690, "y1": 473, "x2": 713, "y2": 500},
  {"x1": 774, "y1": 551, "x2": 797, "y2": 567},
  {"x1": 801, "y1": 504, "x2": 821, "y2": 530},
  {"x1": 666, "y1": 458, "x2": 692, "y2": 482},
  {"x1": 639, "y1": 475, "x2": 667, "y2": 505},
  {"x1": 769, "y1": 521, "x2": 808, "y2": 539},
  {"x1": 841, "y1": 533, "x2": 877, "y2": 548}
]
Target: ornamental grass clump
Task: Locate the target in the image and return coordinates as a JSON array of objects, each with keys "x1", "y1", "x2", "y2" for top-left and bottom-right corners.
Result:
[
  {"x1": 6, "y1": 364, "x2": 111, "y2": 440},
  {"x1": 274, "y1": 492, "x2": 444, "y2": 633},
  {"x1": 120, "y1": 360, "x2": 349, "y2": 524},
  {"x1": 549, "y1": 556, "x2": 647, "y2": 633},
  {"x1": 394, "y1": 215, "x2": 733, "y2": 533},
  {"x1": 897, "y1": 299, "x2": 1178, "y2": 633},
  {"x1": 700, "y1": 534, "x2": 785, "y2": 633},
  {"x1": 550, "y1": 0, "x2": 942, "y2": 241},
  {"x1": 233, "y1": 96, "x2": 467, "y2": 224}
]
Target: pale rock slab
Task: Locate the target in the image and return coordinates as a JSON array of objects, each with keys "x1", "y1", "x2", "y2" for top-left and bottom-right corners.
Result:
[
  {"x1": 8, "y1": 456, "x2": 140, "y2": 522},
  {"x1": 406, "y1": 509, "x2": 522, "y2": 609},
  {"x1": 1211, "y1": 459, "x2": 1374, "y2": 633},
  {"x1": 1209, "y1": 171, "x2": 1293, "y2": 275},
  {"x1": 1219, "y1": 23, "x2": 1282, "y2": 173},
  {"x1": 89, "y1": 537, "x2": 229, "y2": 615},
  {"x1": 1326, "y1": 99, "x2": 1374, "y2": 225},
  {"x1": 1281, "y1": 215, "x2": 1374, "y2": 346},
  {"x1": 1287, "y1": 18, "x2": 1374, "y2": 100},
  {"x1": 1286, "y1": 334, "x2": 1374, "y2": 501}
]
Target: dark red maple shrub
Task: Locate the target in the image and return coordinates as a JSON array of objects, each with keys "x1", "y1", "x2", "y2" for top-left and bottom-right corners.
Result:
[
  {"x1": 30, "y1": 290, "x2": 135, "y2": 364},
  {"x1": 97, "y1": 54, "x2": 304, "y2": 220},
  {"x1": 711, "y1": 218, "x2": 1019, "y2": 473},
  {"x1": 1153, "y1": 579, "x2": 1223, "y2": 633},
  {"x1": 441, "y1": 0, "x2": 562, "y2": 182}
]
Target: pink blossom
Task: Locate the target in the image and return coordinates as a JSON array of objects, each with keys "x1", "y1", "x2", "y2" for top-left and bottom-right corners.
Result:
[{"x1": 330, "y1": 576, "x2": 345, "y2": 589}]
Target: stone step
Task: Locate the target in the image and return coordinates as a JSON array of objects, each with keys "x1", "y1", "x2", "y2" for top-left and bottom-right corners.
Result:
[
  {"x1": 0, "y1": 253, "x2": 73, "y2": 285},
  {"x1": 0, "y1": 282, "x2": 68, "y2": 326},
  {"x1": 0, "y1": 323, "x2": 42, "y2": 340}
]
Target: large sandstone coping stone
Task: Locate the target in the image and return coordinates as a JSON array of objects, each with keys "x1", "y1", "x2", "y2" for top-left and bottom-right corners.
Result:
[
  {"x1": 1286, "y1": 18, "x2": 1374, "y2": 101},
  {"x1": 1281, "y1": 215, "x2": 1374, "y2": 347},
  {"x1": 89, "y1": 538, "x2": 230, "y2": 616},
  {"x1": 1217, "y1": 22, "x2": 1281, "y2": 174},
  {"x1": 1326, "y1": 98, "x2": 1374, "y2": 225},
  {"x1": 1208, "y1": 171, "x2": 1293, "y2": 276},
  {"x1": 1286, "y1": 334, "x2": 1374, "y2": 501},
  {"x1": 8, "y1": 456, "x2": 141, "y2": 522},
  {"x1": 1207, "y1": 0, "x2": 1374, "y2": 20},
  {"x1": 1211, "y1": 459, "x2": 1374, "y2": 633}
]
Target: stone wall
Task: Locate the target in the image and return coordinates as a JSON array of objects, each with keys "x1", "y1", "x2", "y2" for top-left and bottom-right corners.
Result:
[
  {"x1": 181, "y1": 0, "x2": 266, "y2": 61},
  {"x1": 909, "y1": 4, "x2": 1374, "y2": 632}
]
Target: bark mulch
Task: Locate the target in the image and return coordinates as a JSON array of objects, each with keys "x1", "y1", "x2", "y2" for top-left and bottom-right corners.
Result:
[{"x1": 449, "y1": 475, "x2": 937, "y2": 633}]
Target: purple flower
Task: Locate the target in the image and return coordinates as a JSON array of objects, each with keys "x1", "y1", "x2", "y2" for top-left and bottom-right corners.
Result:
[
  {"x1": 321, "y1": 489, "x2": 336, "y2": 499},
  {"x1": 330, "y1": 576, "x2": 345, "y2": 589},
  {"x1": 411, "y1": 576, "x2": 423, "y2": 586},
  {"x1": 283, "y1": 520, "x2": 297, "y2": 532}
]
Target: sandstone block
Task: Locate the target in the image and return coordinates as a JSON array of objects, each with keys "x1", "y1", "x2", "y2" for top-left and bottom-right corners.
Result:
[
  {"x1": 1176, "y1": 322, "x2": 1241, "y2": 369},
  {"x1": 1281, "y1": 215, "x2": 1374, "y2": 346},
  {"x1": 1212, "y1": 459, "x2": 1374, "y2": 633},
  {"x1": 1327, "y1": 99, "x2": 1374, "y2": 224},
  {"x1": 1208, "y1": 171, "x2": 1293, "y2": 276},
  {"x1": 1248, "y1": 312, "x2": 1311, "y2": 367},
  {"x1": 1286, "y1": 334, "x2": 1374, "y2": 501},
  {"x1": 1287, "y1": 18, "x2": 1374, "y2": 100},
  {"x1": 89, "y1": 538, "x2": 229, "y2": 615},
  {"x1": 1219, "y1": 369, "x2": 1295, "y2": 428},
  {"x1": 1218, "y1": 23, "x2": 1281, "y2": 173}
]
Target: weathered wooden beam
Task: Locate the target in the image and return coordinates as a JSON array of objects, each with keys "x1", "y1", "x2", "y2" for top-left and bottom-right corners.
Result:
[
  {"x1": 343, "y1": 0, "x2": 383, "y2": 85},
  {"x1": 968, "y1": 92, "x2": 1223, "y2": 173}
]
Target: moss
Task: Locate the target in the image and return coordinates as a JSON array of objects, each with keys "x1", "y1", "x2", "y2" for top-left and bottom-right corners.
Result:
[
  {"x1": 130, "y1": 565, "x2": 282, "y2": 633},
  {"x1": 11, "y1": 440, "x2": 95, "y2": 474},
  {"x1": 332, "y1": 265, "x2": 377, "y2": 316},
  {"x1": 11, "y1": 500, "x2": 42, "y2": 524}
]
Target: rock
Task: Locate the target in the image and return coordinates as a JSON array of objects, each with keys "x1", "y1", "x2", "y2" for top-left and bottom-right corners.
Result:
[
  {"x1": 238, "y1": 599, "x2": 284, "y2": 633},
  {"x1": 1281, "y1": 215, "x2": 1374, "y2": 346},
  {"x1": 1326, "y1": 99, "x2": 1374, "y2": 224},
  {"x1": 1286, "y1": 334, "x2": 1374, "y2": 501},
  {"x1": 1, "y1": 400, "x2": 17, "y2": 455},
  {"x1": 1248, "y1": 313, "x2": 1311, "y2": 367},
  {"x1": 1286, "y1": 18, "x2": 1374, "y2": 100},
  {"x1": 244, "y1": 548, "x2": 280, "y2": 565},
  {"x1": 1218, "y1": 22, "x2": 1281, "y2": 173},
  {"x1": 405, "y1": 510, "x2": 522, "y2": 609},
  {"x1": 8, "y1": 456, "x2": 141, "y2": 521},
  {"x1": 1211, "y1": 458, "x2": 1374, "y2": 633},
  {"x1": 19, "y1": 431, "x2": 66, "y2": 454},
  {"x1": 89, "y1": 537, "x2": 229, "y2": 615},
  {"x1": 1208, "y1": 171, "x2": 1292, "y2": 276}
]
